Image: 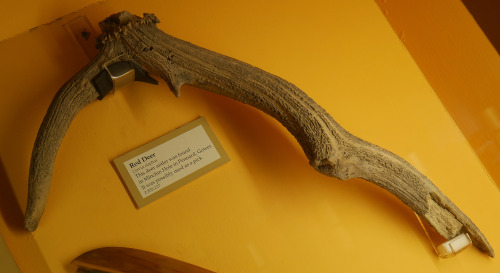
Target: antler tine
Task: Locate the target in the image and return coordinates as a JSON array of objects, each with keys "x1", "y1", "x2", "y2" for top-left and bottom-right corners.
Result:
[
  {"x1": 313, "y1": 137, "x2": 495, "y2": 257},
  {"x1": 24, "y1": 11, "x2": 145, "y2": 231},
  {"x1": 25, "y1": 49, "x2": 115, "y2": 231}
]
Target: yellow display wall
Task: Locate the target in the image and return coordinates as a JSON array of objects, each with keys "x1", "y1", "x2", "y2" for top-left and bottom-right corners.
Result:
[
  {"x1": 375, "y1": 0, "x2": 500, "y2": 188},
  {"x1": 0, "y1": 0, "x2": 100, "y2": 41},
  {"x1": 1, "y1": 0, "x2": 499, "y2": 272}
]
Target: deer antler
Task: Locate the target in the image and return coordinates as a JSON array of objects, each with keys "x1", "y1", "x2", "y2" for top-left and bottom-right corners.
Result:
[{"x1": 25, "y1": 11, "x2": 494, "y2": 257}]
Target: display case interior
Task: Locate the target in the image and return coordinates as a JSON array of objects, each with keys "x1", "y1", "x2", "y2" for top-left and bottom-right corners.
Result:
[{"x1": 1, "y1": 0, "x2": 499, "y2": 272}]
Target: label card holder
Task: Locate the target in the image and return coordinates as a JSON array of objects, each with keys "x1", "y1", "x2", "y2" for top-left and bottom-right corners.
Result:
[{"x1": 114, "y1": 117, "x2": 229, "y2": 208}]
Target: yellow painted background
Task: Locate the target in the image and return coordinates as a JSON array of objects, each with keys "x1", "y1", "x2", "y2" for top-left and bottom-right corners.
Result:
[
  {"x1": 0, "y1": 0, "x2": 499, "y2": 272},
  {"x1": 376, "y1": 0, "x2": 500, "y2": 189}
]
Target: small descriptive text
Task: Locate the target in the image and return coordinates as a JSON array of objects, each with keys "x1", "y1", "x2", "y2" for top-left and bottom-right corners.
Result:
[{"x1": 123, "y1": 125, "x2": 222, "y2": 198}]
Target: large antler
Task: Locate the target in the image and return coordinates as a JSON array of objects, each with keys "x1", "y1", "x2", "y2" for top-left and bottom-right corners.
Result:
[{"x1": 25, "y1": 11, "x2": 494, "y2": 257}]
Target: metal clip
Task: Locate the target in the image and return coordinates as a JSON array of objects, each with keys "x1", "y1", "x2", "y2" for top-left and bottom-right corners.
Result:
[
  {"x1": 414, "y1": 212, "x2": 472, "y2": 258},
  {"x1": 92, "y1": 60, "x2": 158, "y2": 100},
  {"x1": 436, "y1": 233, "x2": 472, "y2": 258},
  {"x1": 105, "y1": 61, "x2": 136, "y2": 90}
]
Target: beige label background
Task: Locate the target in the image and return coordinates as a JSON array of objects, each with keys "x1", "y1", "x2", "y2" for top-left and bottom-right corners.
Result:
[{"x1": 114, "y1": 117, "x2": 229, "y2": 208}]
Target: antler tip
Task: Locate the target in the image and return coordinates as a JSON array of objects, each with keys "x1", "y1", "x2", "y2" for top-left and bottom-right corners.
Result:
[{"x1": 24, "y1": 216, "x2": 39, "y2": 232}]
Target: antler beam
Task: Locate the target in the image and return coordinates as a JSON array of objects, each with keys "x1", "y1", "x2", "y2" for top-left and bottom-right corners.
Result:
[{"x1": 25, "y1": 11, "x2": 494, "y2": 257}]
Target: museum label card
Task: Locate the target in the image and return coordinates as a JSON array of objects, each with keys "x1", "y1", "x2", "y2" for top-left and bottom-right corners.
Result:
[{"x1": 114, "y1": 117, "x2": 229, "y2": 208}]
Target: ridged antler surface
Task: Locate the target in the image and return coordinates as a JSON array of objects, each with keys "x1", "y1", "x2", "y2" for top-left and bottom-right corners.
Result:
[{"x1": 25, "y1": 11, "x2": 493, "y2": 257}]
